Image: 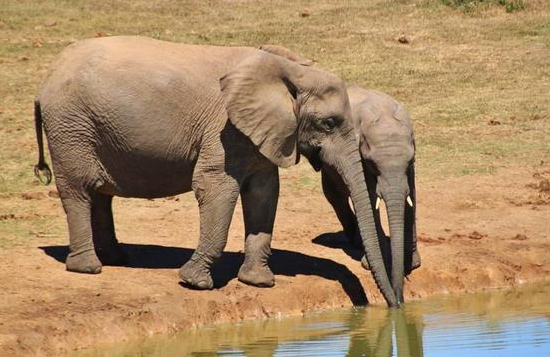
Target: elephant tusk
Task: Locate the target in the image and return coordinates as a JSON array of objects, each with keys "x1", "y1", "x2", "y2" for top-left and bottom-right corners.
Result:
[
  {"x1": 348, "y1": 197, "x2": 355, "y2": 214},
  {"x1": 407, "y1": 195, "x2": 413, "y2": 207},
  {"x1": 375, "y1": 197, "x2": 381, "y2": 210}
]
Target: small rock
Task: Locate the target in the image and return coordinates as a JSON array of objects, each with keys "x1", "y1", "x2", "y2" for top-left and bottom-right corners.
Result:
[
  {"x1": 396, "y1": 34, "x2": 410, "y2": 44},
  {"x1": 44, "y1": 19, "x2": 57, "y2": 27},
  {"x1": 299, "y1": 10, "x2": 310, "y2": 17},
  {"x1": 19, "y1": 56, "x2": 29, "y2": 61},
  {"x1": 95, "y1": 31, "x2": 110, "y2": 37},
  {"x1": 512, "y1": 234, "x2": 528, "y2": 240},
  {"x1": 468, "y1": 231, "x2": 487, "y2": 240},
  {"x1": 488, "y1": 119, "x2": 501, "y2": 125},
  {"x1": 21, "y1": 192, "x2": 45, "y2": 200}
]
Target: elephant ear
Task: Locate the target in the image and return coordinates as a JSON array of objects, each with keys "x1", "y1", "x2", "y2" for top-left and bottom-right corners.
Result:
[
  {"x1": 393, "y1": 102, "x2": 412, "y2": 128},
  {"x1": 220, "y1": 52, "x2": 300, "y2": 168},
  {"x1": 259, "y1": 45, "x2": 314, "y2": 66},
  {"x1": 356, "y1": 104, "x2": 378, "y2": 160}
]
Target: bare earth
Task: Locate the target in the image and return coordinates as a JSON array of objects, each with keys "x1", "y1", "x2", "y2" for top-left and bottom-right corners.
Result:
[{"x1": 1, "y1": 164, "x2": 549, "y2": 357}]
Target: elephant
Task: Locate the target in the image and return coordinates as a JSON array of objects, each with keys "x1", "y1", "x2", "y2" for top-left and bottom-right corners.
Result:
[
  {"x1": 33, "y1": 36, "x2": 399, "y2": 306},
  {"x1": 259, "y1": 45, "x2": 419, "y2": 305},
  {"x1": 321, "y1": 86, "x2": 420, "y2": 305}
]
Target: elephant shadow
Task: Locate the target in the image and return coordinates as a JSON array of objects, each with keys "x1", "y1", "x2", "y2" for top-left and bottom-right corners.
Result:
[
  {"x1": 39, "y1": 243, "x2": 368, "y2": 305},
  {"x1": 312, "y1": 231, "x2": 364, "y2": 262}
]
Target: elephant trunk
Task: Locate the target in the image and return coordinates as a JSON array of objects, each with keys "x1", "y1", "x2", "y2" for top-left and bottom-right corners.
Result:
[
  {"x1": 326, "y1": 138, "x2": 398, "y2": 307},
  {"x1": 384, "y1": 191, "x2": 407, "y2": 304}
]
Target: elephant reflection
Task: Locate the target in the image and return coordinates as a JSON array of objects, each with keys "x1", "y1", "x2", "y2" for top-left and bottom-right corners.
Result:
[
  {"x1": 93, "y1": 306, "x2": 424, "y2": 357},
  {"x1": 346, "y1": 307, "x2": 424, "y2": 357},
  {"x1": 187, "y1": 307, "x2": 424, "y2": 357},
  {"x1": 82, "y1": 285, "x2": 550, "y2": 357}
]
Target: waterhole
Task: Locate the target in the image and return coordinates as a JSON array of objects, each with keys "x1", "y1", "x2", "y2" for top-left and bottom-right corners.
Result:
[{"x1": 71, "y1": 282, "x2": 550, "y2": 357}]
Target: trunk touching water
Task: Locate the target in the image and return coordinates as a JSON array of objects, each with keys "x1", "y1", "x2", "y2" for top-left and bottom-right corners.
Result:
[
  {"x1": 385, "y1": 192, "x2": 406, "y2": 305},
  {"x1": 329, "y1": 141, "x2": 398, "y2": 307}
]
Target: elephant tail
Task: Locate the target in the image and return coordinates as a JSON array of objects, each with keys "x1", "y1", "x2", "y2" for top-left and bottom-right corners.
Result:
[{"x1": 33, "y1": 100, "x2": 52, "y2": 185}]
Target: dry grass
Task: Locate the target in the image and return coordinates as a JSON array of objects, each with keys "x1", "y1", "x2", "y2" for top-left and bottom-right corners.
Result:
[{"x1": 0, "y1": 0, "x2": 549, "y2": 245}]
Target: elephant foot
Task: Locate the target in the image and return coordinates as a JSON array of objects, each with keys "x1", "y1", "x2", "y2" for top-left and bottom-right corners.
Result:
[
  {"x1": 66, "y1": 249, "x2": 102, "y2": 274},
  {"x1": 239, "y1": 233, "x2": 274, "y2": 287},
  {"x1": 179, "y1": 257, "x2": 213, "y2": 290},
  {"x1": 238, "y1": 261, "x2": 275, "y2": 287},
  {"x1": 96, "y1": 244, "x2": 128, "y2": 266}
]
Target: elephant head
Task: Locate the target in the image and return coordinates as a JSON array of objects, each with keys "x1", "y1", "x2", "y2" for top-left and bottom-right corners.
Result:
[
  {"x1": 349, "y1": 86, "x2": 417, "y2": 305},
  {"x1": 220, "y1": 50, "x2": 398, "y2": 307}
]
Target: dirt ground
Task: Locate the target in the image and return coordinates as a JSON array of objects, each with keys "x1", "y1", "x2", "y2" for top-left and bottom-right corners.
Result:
[
  {"x1": 0, "y1": 164, "x2": 549, "y2": 357},
  {"x1": 1, "y1": 1, "x2": 549, "y2": 356}
]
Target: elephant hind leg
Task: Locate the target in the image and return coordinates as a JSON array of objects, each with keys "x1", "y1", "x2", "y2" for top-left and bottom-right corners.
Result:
[
  {"x1": 91, "y1": 194, "x2": 127, "y2": 266},
  {"x1": 61, "y1": 193, "x2": 102, "y2": 274},
  {"x1": 238, "y1": 165, "x2": 278, "y2": 287}
]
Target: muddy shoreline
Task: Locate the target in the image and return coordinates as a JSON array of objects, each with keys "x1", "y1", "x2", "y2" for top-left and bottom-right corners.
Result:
[{"x1": 1, "y1": 169, "x2": 549, "y2": 357}]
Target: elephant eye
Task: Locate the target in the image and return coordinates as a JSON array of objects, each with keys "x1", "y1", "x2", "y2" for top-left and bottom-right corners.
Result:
[{"x1": 321, "y1": 117, "x2": 337, "y2": 132}]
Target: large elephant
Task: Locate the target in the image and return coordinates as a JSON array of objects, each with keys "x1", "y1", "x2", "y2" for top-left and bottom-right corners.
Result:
[
  {"x1": 33, "y1": 37, "x2": 399, "y2": 306},
  {"x1": 321, "y1": 86, "x2": 420, "y2": 305}
]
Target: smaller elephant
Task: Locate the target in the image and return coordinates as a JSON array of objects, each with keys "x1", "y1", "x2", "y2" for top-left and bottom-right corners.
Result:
[{"x1": 321, "y1": 86, "x2": 420, "y2": 304}]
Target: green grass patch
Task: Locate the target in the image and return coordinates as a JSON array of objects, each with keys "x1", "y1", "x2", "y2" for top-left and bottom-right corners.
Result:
[{"x1": 440, "y1": 0, "x2": 525, "y2": 13}]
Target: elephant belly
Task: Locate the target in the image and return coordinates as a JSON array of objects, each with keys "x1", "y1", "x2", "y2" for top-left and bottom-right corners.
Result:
[{"x1": 96, "y1": 150, "x2": 196, "y2": 199}]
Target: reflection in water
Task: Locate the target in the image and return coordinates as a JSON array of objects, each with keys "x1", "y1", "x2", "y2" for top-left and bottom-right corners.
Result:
[
  {"x1": 344, "y1": 307, "x2": 423, "y2": 357},
  {"x1": 71, "y1": 283, "x2": 550, "y2": 357}
]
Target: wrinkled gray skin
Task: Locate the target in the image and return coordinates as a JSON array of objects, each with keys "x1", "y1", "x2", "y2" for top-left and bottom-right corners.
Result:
[
  {"x1": 321, "y1": 86, "x2": 420, "y2": 305},
  {"x1": 34, "y1": 37, "x2": 399, "y2": 306}
]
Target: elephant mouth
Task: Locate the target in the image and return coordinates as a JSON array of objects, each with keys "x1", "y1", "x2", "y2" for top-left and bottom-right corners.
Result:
[
  {"x1": 375, "y1": 195, "x2": 413, "y2": 211},
  {"x1": 301, "y1": 146, "x2": 322, "y2": 171}
]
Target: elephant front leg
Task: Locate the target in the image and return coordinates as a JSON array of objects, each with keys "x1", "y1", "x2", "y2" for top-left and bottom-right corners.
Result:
[
  {"x1": 405, "y1": 201, "x2": 421, "y2": 275},
  {"x1": 406, "y1": 227, "x2": 421, "y2": 275},
  {"x1": 238, "y1": 166, "x2": 278, "y2": 287},
  {"x1": 179, "y1": 174, "x2": 240, "y2": 290},
  {"x1": 321, "y1": 170, "x2": 362, "y2": 248}
]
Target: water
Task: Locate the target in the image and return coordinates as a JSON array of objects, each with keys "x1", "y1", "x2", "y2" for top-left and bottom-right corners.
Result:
[{"x1": 72, "y1": 282, "x2": 550, "y2": 357}]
